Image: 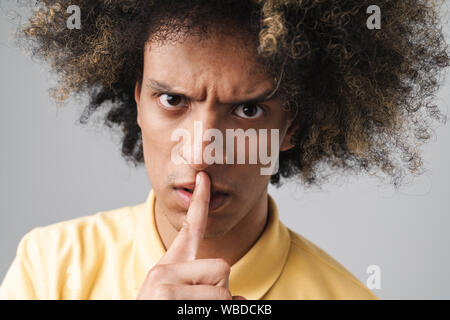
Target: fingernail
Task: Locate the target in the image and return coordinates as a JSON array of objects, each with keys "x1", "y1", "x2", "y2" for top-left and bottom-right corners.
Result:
[{"x1": 195, "y1": 173, "x2": 201, "y2": 186}]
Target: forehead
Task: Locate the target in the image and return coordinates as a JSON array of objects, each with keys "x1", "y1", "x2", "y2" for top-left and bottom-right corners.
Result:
[{"x1": 142, "y1": 32, "x2": 274, "y2": 100}]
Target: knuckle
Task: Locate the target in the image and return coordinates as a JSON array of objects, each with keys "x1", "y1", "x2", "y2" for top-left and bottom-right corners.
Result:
[
  {"x1": 180, "y1": 219, "x2": 190, "y2": 232},
  {"x1": 153, "y1": 284, "x2": 173, "y2": 299},
  {"x1": 188, "y1": 226, "x2": 203, "y2": 238},
  {"x1": 216, "y1": 286, "x2": 232, "y2": 300},
  {"x1": 214, "y1": 258, "x2": 231, "y2": 276},
  {"x1": 146, "y1": 264, "x2": 165, "y2": 283}
]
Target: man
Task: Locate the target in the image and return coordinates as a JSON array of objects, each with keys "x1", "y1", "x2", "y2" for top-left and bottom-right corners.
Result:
[{"x1": 1, "y1": 0, "x2": 448, "y2": 299}]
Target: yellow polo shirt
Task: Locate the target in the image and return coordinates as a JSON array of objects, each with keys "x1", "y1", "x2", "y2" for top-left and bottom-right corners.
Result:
[{"x1": 0, "y1": 189, "x2": 378, "y2": 300}]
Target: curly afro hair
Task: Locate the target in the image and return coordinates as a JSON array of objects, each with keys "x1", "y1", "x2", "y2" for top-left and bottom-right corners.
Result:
[{"x1": 18, "y1": 0, "x2": 450, "y2": 189}]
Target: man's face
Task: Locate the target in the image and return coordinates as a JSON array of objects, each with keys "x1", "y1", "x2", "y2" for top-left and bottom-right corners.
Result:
[{"x1": 135, "y1": 30, "x2": 295, "y2": 238}]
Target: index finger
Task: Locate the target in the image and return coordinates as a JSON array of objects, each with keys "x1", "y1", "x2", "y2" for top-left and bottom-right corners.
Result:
[{"x1": 159, "y1": 171, "x2": 211, "y2": 264}]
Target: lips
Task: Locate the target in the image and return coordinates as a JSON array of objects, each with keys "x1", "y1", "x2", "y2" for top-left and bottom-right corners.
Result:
[
  {"x1": 173, "y1": 183, "x2": 230, "y2": 211},
  {"x1": 177, "y1": 186, "x2": 228, "y2": 196},
  {"x1": 174, "y1": 181, "x2": 230, "y2": 195},
  {"x1": 181, "y1": 187, "x2": 194, "y2": 193}
]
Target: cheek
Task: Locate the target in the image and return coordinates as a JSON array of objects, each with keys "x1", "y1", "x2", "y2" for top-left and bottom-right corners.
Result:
[
  {"x1": 139, "y1": 99, "x2": 177, "y2": 150},
  {"x1": 138, "y1": 102, "x2": 177, "y2": 182},
  {"x1": 141, "y1": 121, "x2": 168, "y2": 156}
]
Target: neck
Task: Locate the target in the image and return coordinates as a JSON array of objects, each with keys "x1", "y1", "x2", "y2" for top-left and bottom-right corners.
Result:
[{"x1": 154, "y1": 191, "x2": 269, "y2": 266}]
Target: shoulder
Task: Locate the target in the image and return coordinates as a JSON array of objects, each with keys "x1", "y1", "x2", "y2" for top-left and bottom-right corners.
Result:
[
  {"x1": 20, "y1": 201, "x2": 150, "y2": 276},
  {"x1": 13, "y1": 203, "x2": 142, "y2": 276},
  {"x1": 23, "y1": 203, "x2": 138, "y2": 251},
  {"x1": 267, "y1": 227, "x2": 379, "y2": 300},
  {"x1": 1, "y1": 202, "x2": 142, "y2": 299}
]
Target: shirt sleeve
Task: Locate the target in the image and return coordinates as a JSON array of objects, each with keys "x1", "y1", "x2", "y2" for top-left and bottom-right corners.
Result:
[{"x1": 0, "y1": 229, "x2": 43, "y2": 300}]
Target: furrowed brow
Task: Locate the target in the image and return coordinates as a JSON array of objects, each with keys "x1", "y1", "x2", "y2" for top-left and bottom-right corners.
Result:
[
  {"x1": 145, "y1": 79, "x2": 173, "y2": 92},
  {"x1": 145, "y1": 78, "x2": 279, "y2": 104},
  {"x1": 229, "y1": 88, "x2": 279, "y2": 105}
]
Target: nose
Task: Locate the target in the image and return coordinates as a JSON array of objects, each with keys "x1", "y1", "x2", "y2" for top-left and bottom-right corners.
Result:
[{"x1": 177, "y1": 107, "x2": 224, "y2": 171}]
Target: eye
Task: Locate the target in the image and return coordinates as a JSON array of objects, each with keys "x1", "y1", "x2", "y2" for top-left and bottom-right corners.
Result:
[
  {"x1": 232, "y1": 104, "x2": 264, "y2": 119},
  {"x1": 158, "y1": 93, "x2": 188, "y2": 109}
]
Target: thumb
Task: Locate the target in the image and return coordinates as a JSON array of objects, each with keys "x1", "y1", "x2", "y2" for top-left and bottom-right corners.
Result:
[{"x1": 232, "y1": 295, "x2": 247, "y2": 300}]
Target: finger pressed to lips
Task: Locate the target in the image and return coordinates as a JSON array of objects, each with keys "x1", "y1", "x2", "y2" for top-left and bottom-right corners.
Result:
[
  {"x1": 159, "y1": 171, "x2": 211, "y2": 264},
  {"x1": 174, "y1": 187, "x2": 230, "y2": 212},
  {"x1": 139, "y1": 172, "x2": 243, "y2": 300}
]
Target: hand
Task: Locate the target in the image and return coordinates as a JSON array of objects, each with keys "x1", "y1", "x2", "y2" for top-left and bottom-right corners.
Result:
[{"x1": 137, "y1": 171, "x2": 246, "y2": 300}]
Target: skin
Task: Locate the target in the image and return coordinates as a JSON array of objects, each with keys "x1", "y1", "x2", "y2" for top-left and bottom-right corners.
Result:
[{"x1": 135, "y1": 29, "x2": 297, "y2": 300}]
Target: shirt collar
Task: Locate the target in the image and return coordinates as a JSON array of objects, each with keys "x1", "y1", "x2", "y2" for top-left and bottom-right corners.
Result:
[{"x1": 130, "y1": 189, "x2": 291, "y2": 300}]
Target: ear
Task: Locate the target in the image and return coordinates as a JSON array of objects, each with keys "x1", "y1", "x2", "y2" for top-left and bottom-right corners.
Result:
[
  {"x1": 280, "y1": 118, "x2": 298, "y2": 152},
  {"x1": 135, "y1": 81, "x2": 142, "y2": 129}
]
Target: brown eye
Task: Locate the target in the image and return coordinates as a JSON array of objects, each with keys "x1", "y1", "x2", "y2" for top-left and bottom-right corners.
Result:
[
  {"x1": 158, "y1": 94, "x2": 187, "y2": 109},
  {"x1": 233, "y1": 104, "x2": 263, "y2": 119}
]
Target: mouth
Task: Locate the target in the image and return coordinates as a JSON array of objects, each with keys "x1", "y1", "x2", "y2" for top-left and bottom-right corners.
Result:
[{"x1": 173, "y1": 184, "x2": 231, "y2": 212}]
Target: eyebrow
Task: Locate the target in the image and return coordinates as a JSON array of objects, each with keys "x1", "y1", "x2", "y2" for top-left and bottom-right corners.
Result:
[{"x1": 145, "y1": 79, "x2": 278, "y2": 104}]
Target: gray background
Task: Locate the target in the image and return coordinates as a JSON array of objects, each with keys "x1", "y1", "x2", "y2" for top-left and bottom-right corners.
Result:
[{"x1": 1, "y1": 2, "x2": 449, "y2": 299}]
